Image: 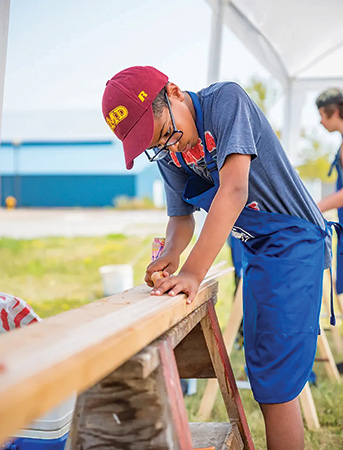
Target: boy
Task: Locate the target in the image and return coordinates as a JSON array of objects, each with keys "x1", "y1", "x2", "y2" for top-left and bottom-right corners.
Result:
[
  {"x1": 316, "y1": 88, "x2": 343, "y2": 295},
  {"x1": 102, "y1": 66, "x2": 338, "y2": 450}
]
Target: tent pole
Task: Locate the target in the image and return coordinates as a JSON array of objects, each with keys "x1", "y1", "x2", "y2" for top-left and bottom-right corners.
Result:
[
  {"x1": 196, "y1": 0, "x2": 224, "y2": 238},
  {"x1": 0, "y1": 0, "x2": 10, "y2": 208},
  {"x1": 207, "y1": 0, "x2": 224, "y2": 84},
  {"x1": 282, "y1": 80, "x2": 305, "y2": 166},
  {"x1": 282, "y1": 80, "x2": 292, "y2": 159}
]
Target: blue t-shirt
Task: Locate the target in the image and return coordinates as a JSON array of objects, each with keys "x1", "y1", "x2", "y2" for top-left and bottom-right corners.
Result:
[{"x1": 157, "y1": 82, "x2": 331, "y2": 267}]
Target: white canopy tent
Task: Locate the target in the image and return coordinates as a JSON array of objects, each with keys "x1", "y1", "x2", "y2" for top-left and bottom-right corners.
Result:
[
  {"x1": 0, "y1": 0, "x2": 10, "y2": 143},
  {"x1": 206, "y1": 0, "x2": 343, "y2": 163}
]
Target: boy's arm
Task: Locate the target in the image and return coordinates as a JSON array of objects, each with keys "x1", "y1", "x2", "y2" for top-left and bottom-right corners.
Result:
[
  {"x1": 151, "y1": 153, "x2": 250, "y2": 301},
  {"x1": 145, "y1": 214, "x2": 195, "y2": 286},
  {"x1": 317, "y1": 188, "x2": 343, "y2": 212}
]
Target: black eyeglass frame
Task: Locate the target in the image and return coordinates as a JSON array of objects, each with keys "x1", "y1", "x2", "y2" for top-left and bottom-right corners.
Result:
[{"x1": 145, "y1": 92, "x2": 183, "y2": 162}]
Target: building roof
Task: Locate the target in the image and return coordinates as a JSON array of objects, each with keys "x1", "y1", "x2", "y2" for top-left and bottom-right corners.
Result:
[{"x1": 0, "y1": 140, "x2": 153, "y2": 175}]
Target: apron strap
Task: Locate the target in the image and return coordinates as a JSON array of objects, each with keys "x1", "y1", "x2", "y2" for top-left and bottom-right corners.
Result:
[
  {"x1": 327, "y1": 221, "x2": 343, "y2": 256},
  {"x1": 326, "y1": 220, "x2": 343, "y2": 326},
  {"x1": 329, "y1": 267, "x2": 336, "y2": 326},
  {"x1": 187, "y1": 91, "x2": 220, "y2": 186},
  {"x1": 175, "y1": 152, "x2": 196, "y2": 176},
  {"x1": 328, "y1": 149, "x2": 340, "y2": 177}
]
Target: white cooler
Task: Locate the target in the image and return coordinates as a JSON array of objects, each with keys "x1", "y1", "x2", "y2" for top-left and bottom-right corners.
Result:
[{"x1": 4, "y1": 395, "x2": 76, "y2": 450}]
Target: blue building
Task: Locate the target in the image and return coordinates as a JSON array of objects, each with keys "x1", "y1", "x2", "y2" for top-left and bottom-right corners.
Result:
[{"x1": 0, "y1": 140, "x2": 163, "y2": 207}]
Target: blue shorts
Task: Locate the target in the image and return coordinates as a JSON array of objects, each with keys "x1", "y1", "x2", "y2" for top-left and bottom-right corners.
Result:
[{"x1": 242, "y1": 245, "x2": 324, "y2": 404}]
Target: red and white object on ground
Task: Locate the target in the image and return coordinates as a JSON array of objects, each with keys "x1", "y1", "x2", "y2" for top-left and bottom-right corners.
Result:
[{"x1": 0, "y1": 292, "x2": 41, "y2": 333}]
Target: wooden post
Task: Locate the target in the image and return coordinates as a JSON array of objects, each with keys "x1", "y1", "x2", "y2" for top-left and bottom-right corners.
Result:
[
  {"x1": 198, "y1": 279, "x2": 243, "y2": 421},
  {"x1": 317, "y1": 328, "x2": 342, "y2": 383},
  {"x1": 200, "y1": 300, "x2": 255, "y2": 450},
  {"x1": 322, "y1": 270, "x2": 343, "y2": 353},
  {"x1": 299, "y1": 383, "x2": 320, "y2": 430}
]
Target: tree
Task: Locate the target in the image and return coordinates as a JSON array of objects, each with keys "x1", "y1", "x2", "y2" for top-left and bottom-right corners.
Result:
[
  {"x1": 296, "y1": 130, "x2": 332, "y2": 182},
  {"x1": 244, "y1": 76, "x2": 278, "y2": 115},
  {"x1": 243, "y1": 77, "x2": 333, "y2": 182}
]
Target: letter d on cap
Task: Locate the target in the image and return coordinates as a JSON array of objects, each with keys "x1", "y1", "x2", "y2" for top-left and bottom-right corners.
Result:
[{"x1": 106, "y1": 106, "x2": 128, "y2": 132}]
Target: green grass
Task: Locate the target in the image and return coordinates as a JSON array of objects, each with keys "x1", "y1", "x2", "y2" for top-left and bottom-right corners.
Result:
[{"x1": 1, "y1": 235, "x2": 343, "y2": 449}]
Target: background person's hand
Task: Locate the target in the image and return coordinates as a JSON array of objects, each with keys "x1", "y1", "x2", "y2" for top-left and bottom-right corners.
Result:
[
  {"x1": 145, "y1": 251, "x2": 180, "y2": 287},
  {"x1": 150, "y1": 270, "x2": 201, "y2": 304}
]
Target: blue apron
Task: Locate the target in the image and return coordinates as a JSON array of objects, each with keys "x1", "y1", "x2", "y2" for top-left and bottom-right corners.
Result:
[
  {"x1": 176, "y1": 91, "x2": 340, "y2": 403},
  {"x1": 328, "y1": 145, "x2": 343, "y2": 294},
  {"x1": 227, "y1": 233, "x2": 243, "y2": 278}
]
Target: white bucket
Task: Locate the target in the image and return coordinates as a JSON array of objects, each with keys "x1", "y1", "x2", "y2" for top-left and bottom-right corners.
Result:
[{"x1": 99, "y1": 264, "x2": 134, "y2": 296}]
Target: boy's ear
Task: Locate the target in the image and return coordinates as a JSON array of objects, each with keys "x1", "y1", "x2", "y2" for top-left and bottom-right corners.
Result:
[
  {"x1": 333, "y1": 106, "x2": 340, "y2": 118},
  {"x1": 166, "y1": 83, "x2": 185, "y2": 101}
]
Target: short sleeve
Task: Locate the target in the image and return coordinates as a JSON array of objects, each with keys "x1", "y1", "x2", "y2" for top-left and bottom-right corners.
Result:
[
  {"x1": 211, "y1": 83, "x2": 262, "y2": 171},
  {"x1": 157, "y1": 157, "x2": 197, "y2": 217}
]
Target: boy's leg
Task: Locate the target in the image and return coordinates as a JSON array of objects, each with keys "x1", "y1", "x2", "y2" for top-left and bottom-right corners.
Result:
[{"x1": 260, "y1": 398, "x2": 304, "y2": 450}]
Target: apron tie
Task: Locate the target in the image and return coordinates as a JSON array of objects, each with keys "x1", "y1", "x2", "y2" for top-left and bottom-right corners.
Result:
[
  {"x1": 326, "y1": 221, "x2": 343, "y2": 326},
  {"x1": 329, "y1": 267, "x2": 336, "y2": 326},
  {"x1": 328, "y1": 149, "x2": 340, "y2": 177}
]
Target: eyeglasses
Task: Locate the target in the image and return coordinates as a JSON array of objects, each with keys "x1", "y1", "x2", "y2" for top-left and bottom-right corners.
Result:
[{"x1": 145, "y1": 92, "x2": 183, "y2": 162}]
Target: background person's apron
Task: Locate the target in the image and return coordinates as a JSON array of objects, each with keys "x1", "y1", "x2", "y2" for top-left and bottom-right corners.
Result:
[
  {"x1": 329, "y1": 143, "x2": 343, "y2": 294},
  {"x1": 176, "y1": 91, "x2": 334, "y2": 403}
]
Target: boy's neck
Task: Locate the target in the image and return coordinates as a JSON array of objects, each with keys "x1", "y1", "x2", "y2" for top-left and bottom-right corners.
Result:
[{"x1": 184, "y1": 91, "x2": 196, "y2": 122}]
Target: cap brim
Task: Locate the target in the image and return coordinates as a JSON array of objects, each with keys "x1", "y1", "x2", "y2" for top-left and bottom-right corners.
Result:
[{"x1": 122, "y1": 107, "x2": 155, "y2": 170}]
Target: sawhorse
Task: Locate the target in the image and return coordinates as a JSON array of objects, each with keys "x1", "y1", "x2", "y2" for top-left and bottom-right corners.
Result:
[{"x1": 69, "y1": 283, "x2": 255, "y2": 450}]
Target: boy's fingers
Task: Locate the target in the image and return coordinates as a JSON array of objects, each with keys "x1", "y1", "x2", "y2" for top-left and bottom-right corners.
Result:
[
  {"x1": 169, "y1": 284, "x2": 196, "y2": 304},
  {"x1": 168, "y1": 282, "x2": 184, "y2": 297},
  {"x1": 151, "y1": 277, "x2": 178, "y2": 295},
  {"x1": 186, "y1": 291, "x2": 196, "y2": 304}
]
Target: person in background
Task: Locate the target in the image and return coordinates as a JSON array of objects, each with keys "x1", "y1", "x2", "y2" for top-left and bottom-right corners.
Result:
[{"x1": 316, "y1": 88, "x2": 343, "y2": 296}]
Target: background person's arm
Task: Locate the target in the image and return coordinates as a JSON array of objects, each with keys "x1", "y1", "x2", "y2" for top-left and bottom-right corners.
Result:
[
  {"x1": 145, "y1": 214, "x2": 195, "y2": 286},
  {"x1": 317, "y1": 188, "x2": 343, "y2": 212}
]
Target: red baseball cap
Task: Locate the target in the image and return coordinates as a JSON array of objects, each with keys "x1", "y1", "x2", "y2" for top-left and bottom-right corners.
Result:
[{"x1": 102, "y1": 66, "x2": 168, "y2": 169}]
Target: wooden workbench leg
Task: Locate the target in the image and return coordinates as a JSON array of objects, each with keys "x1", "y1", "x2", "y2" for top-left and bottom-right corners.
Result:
[
  {"x1": 317, "y1": 328, "x2": 342, "y2": 383},
  {"x1": 322, "y1": 271, "x2": 343, "y2": 353},
  {"x1": 198, "y1": 279, "x2": 243, "y2": 421},
  {"x1": 158, "y1": 338, "x2": 193, "y2": 450},
  {"x1": 299, "y1": 382, "x2": 320, "y2": 430},
  {"x1": 200, "y1": 300, "x2": 255, "y2": 450}
]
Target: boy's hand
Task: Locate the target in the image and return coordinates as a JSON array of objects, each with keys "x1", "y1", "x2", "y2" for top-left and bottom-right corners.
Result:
[
  {"x1": 145, "y1": 251, "x2": 180, "y2": 287},
  {"x1": 150, "y1": 271, "x2": 201, "y2": 304}
]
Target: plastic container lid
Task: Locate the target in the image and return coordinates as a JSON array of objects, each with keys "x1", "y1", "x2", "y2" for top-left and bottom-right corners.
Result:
[{"x1": 21, "y1": 394, "x2": 76, "y2": 432}]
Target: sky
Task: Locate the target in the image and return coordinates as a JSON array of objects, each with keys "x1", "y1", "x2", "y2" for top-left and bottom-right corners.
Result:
[
  {"x1": 1, "y1": 0, "x2": 341, "y2": 156},
  {"x1": 2, "y1": 0, "x2": 270, "y2": 112}
]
